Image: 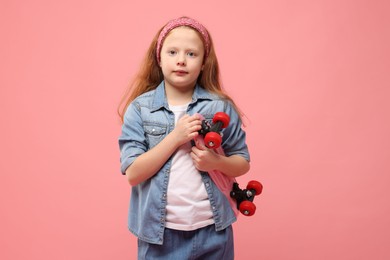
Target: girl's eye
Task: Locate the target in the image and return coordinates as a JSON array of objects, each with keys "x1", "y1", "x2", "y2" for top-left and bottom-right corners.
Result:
[
  {"x1": 187, "y1": 52, "x2": 196, "y2": 57},
  {"x1": 168, "y1": 50, "x2": 177, "y2": 55}
]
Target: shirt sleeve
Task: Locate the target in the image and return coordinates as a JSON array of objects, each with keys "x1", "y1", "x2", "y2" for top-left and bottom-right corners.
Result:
[
  {"x1": 221, "y1": 101, "x2": 250, "y2": 162},
  {"x1": 118, "y1": 102, "x2": 147, "y2": 174}
]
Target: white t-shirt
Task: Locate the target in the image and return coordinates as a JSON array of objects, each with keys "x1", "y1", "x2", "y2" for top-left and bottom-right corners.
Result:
[{"x1": 165, "y1": 104, "x2": 214, "y2": 230}]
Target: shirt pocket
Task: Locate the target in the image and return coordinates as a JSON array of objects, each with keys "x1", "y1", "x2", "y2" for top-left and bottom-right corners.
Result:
[{"x1": 143, "y1": 124, "x2": 167, "y2": 148}]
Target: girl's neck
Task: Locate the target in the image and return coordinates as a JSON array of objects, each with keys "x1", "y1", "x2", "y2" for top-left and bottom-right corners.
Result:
[{"x1": 165, "y1": 83, "x2": 194, "y2": 106}]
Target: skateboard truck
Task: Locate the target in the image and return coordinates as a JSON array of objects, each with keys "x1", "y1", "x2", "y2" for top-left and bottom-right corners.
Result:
[
  {"x1": 230, "y1": 180, "x2": 263, "y2": 216},
  {"x1": 198, "y1": 112, "x2": 230, "y2": 149}
]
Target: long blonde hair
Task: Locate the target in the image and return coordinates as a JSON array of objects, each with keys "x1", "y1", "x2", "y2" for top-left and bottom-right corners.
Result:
[{"x1": 118, "y1": 19, "x2": 242, "y2": 123}]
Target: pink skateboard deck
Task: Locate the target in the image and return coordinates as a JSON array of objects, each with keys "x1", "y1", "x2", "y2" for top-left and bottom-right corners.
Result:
[{"x1": 193, "y1": 113, "x2": 239, "y2": 216}]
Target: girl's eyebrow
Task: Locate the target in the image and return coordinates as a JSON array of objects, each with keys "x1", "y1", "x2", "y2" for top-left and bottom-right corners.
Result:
[{"x1": 165, "y1": 45, "x2": 200, "y2": 51}]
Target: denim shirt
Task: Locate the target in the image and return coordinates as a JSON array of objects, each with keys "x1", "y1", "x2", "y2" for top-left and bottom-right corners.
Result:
[{"x1": 119, "y1": 81, "x2": 250, "y2": 245}]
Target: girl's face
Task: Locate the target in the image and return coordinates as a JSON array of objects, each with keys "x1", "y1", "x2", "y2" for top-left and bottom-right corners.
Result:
[{"x1": 160, "y1": 27, "x2": 205, "y2": 94}]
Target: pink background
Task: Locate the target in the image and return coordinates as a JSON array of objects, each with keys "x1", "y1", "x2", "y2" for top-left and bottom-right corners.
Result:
[{"x1": 1, "y1": 0, "x2": 389, "y2": 259}]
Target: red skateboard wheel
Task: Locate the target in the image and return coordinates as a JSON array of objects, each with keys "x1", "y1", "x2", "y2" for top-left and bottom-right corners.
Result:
[
  {"x1": 247, "y1": 180, "x2": 263, "y2": 195},
  {"x1": 204, "y1": 132, "x2": 222, "y2": 148},
  {"x1": 213, "y1": 112, "x2": 230, "y2": 128},
  {"x1": 239, "y1": 201, "x2": 256, "y2": 216}
]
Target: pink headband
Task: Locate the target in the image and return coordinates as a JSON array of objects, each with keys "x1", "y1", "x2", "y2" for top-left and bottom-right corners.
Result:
[{"x1": 156, "y1": 17, "x2": 210, "y2": 63}]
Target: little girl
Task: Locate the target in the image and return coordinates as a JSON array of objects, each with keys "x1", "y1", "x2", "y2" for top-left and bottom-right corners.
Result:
[{"x1": 118, "y1": 16, "x2": 250, "y2": 259}]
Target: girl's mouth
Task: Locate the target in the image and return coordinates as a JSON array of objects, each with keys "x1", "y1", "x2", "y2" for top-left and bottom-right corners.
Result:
[{"x1": 174, "y1": 70, "x2": 188, "y2": 76}]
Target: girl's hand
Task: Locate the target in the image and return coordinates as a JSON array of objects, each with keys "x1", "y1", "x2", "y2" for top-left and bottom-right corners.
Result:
[
  {"x1": 191, "y1": 144, "x2": 220, "y2": 172},
  {"x1": 171, "y1": 114, "x2": 202, "y2": 147}
]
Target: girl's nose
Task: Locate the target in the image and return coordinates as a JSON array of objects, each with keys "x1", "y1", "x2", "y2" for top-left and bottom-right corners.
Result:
[{"x1": 177, "y1": 54, "x2": 186, "y2": 66}]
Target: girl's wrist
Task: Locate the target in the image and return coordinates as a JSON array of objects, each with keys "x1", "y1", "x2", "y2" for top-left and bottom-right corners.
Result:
[
  {"x1": 213, "y1": 153, "x2": 226, "y2": 171},
  {"x1": 166, "y1": 130, "x2": 183, "y2": 149}
]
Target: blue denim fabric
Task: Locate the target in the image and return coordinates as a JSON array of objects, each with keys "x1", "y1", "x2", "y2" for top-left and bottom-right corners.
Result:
[
  {"x1": 119, "y1": 81, "x2": 250, "y2": 245},
  {"x1": 138, "y1": 225, "x2": 234, "y2": 260}
]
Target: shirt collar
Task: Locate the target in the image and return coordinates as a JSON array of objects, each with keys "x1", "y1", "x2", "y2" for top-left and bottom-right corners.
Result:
[{"x1": 151, "y1": 81, "x2": 213, "y2": 112}]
